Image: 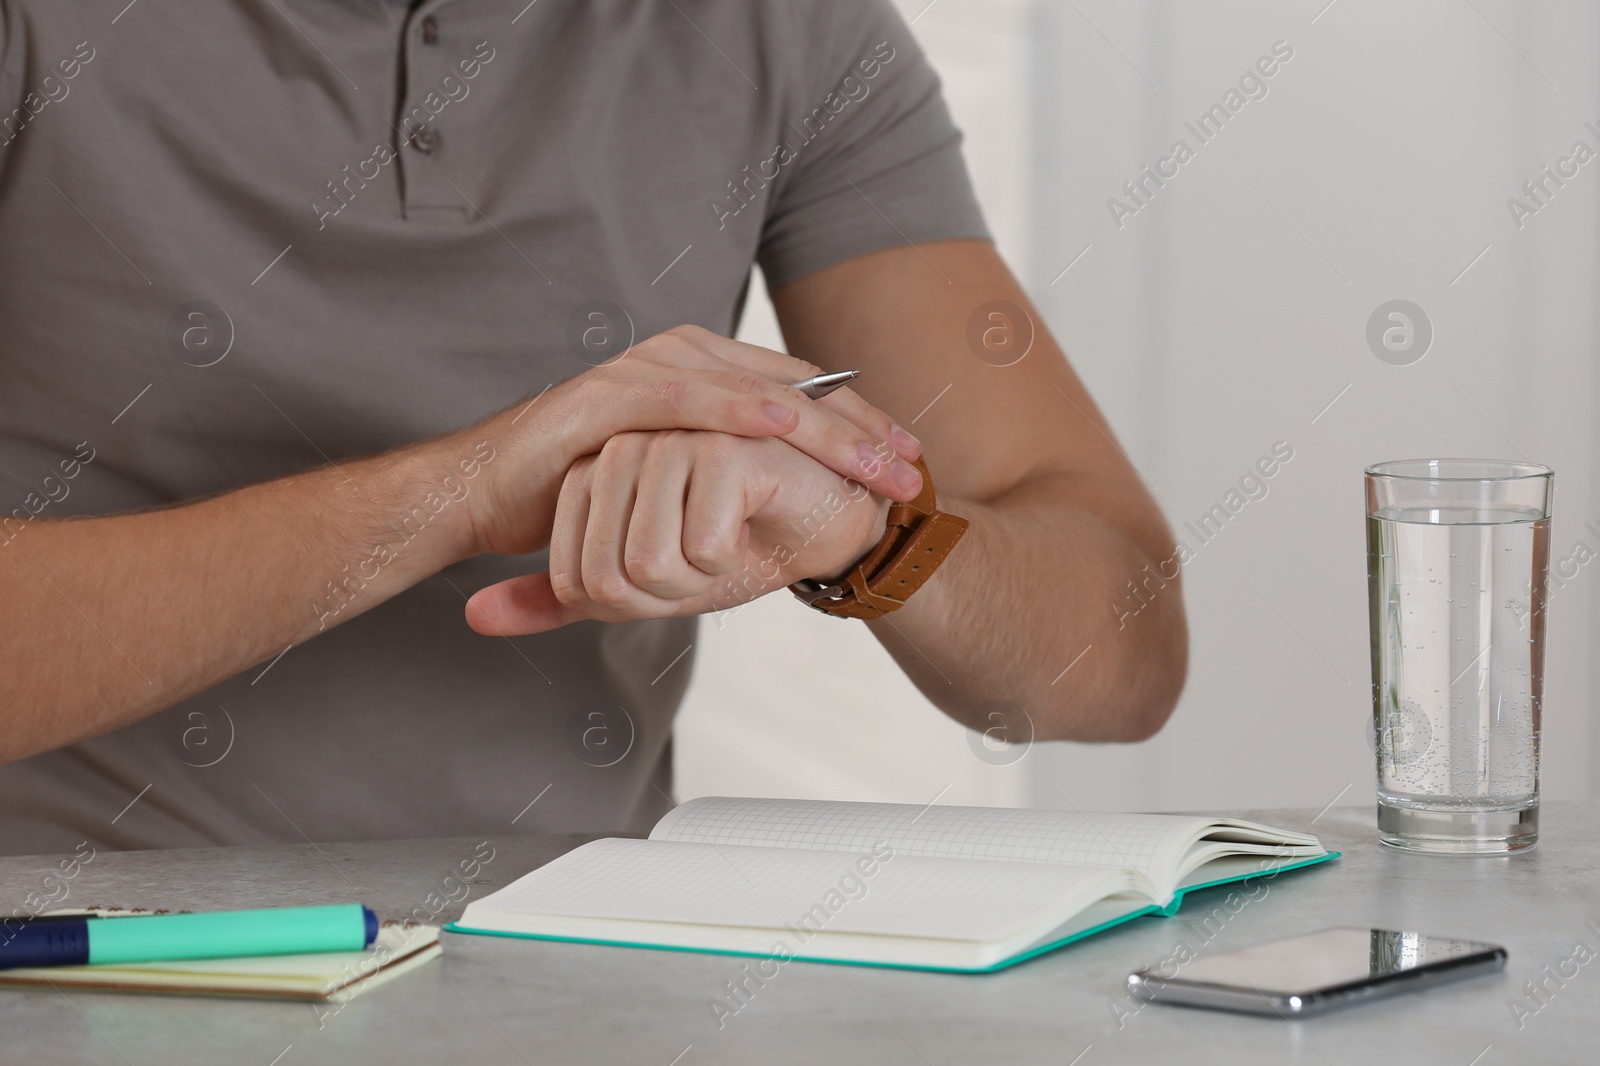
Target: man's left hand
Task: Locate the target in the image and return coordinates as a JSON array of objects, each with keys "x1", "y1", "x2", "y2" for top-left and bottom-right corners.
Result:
[{"x1": 463, "y1": 430, "x2": 894, "y2": 635}]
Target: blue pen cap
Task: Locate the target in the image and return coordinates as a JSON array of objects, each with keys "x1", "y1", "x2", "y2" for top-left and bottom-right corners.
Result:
[
  {"x1": 1, "y1": 919, "x2": 92, "y2": 969},
  {"x1": 364, "y1": 907, "x2": 379, "y2": 947}
]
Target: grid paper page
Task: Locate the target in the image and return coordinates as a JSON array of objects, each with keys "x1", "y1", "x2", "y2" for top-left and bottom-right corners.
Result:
[
  {"x1": 651, "y1": 797, "x2": 1213, "y2": 886},
  {"x1": 465, "y1": 837, "x2": 1132, "y2": 944}
]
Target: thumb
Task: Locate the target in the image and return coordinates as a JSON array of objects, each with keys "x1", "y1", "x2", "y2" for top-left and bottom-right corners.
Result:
[{"x1": 464, "y1": 573, "x2": 576, "y2": 636}]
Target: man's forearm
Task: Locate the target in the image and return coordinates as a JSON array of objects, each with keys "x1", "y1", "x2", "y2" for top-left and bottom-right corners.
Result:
[
  {"x1": 867, "y1": 471, "x2": 1188, "y2": 742},
  {"x1": 769, "y1": 240, "x2": 1190, "y2": 744},
  {"x1": 0, "y1": 329, "x2": 923, "y2": 765},
  {"x1": 0, "y1": 436, "x2": 485, "y2": 763}
]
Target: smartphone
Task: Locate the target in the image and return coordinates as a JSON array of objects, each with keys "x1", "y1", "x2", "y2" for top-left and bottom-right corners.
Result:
[{"x1": 1127, "y1": 927, "x2": 1506, "y2": 1017}]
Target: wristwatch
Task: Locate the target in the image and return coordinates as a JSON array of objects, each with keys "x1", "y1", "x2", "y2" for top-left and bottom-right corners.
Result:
[{"x1": 790, "y1": 456, "x2": 969, "y2": 619}]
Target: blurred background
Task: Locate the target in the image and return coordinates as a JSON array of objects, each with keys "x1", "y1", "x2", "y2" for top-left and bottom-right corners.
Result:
[{"x1": 676, "y1": 0, "x2": 1600, "y2": 814}]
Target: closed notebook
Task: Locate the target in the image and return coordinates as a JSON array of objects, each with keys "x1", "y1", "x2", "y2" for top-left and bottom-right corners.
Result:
[
  {"x1": 446, "y1": 796, "x2": 1336, "y2": 973},
  {"x1": 0, "y1": 910, "x2": 441, "y2": 1002}
]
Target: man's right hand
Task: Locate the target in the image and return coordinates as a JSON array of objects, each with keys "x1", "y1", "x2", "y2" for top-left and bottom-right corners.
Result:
[
  {"x1": 0, "y1": 324, "x2": 922, "y2": 763},
  {"x1": 464, "y1": 324, "x2": 925, "y2": 558}
]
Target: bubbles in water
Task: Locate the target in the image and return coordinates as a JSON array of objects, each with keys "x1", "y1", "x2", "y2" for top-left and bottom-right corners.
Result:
[{"x1": 1369, "y1": 512, "x2": 1545, "y2": 810}]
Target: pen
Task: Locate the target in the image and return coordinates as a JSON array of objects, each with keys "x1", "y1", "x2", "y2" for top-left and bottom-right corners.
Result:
[
  {"x1": 790, "y1": 369, "x2": 860, "y2": 399},
  {"x1": 0, "y1": 903, "x2": 379, "y2": 970}
]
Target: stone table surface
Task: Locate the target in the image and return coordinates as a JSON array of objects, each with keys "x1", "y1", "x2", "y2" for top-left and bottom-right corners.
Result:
[{"x1": 2, "y1": 801, "x2": 1597, "y2": 1065}]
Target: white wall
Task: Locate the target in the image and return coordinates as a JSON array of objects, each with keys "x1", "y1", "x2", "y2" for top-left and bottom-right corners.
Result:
[{"x1": 676, "y1": 0, "x2": 1600, "y2": 814}]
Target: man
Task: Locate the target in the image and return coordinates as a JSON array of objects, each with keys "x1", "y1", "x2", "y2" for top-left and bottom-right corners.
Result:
[{"x1": 0, "y1": 0, "x2": 1186, "y2": 854}]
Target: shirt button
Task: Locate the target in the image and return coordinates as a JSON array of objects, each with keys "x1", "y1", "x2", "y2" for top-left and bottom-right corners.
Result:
[
  {"x1": 422, "y1": 16, "x2": 439, "y2": 44},
  {"x1": 411, "y1": 124, "x2": 438, "y2": 154}
]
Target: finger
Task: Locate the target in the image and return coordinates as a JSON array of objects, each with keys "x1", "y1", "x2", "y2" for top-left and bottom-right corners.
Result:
[
  {"x1": 560, "y1": 365, "x2": 802, "y2": 458},
  {"x1": 681, "y1": 444, "x2": 758, "y2": 578},
  {"x1": 608, "y1": 367, "x2": 921, "y2": 503},
  {"x1": 547, "y1": 458, "x2": 597, "y2": 616},
  {"x1": 465, "y1": 574, "x2": 575, "y2": 636},
  {"x1": 581, "y1": 436, "x2": 664, "y2": 616},
  {"x1": 658, "y1": 325, "x2": 819, "y2": 381},
  {"x1": 819, "y1": 387, "x2": 921, "y2": 461},
  {"x1": 782, "y1": 410, "x2": 924, "y2": 502},
  {"x1": 666, "y1": 327, "x2": 920, "y2": 461},
  {"x1": 670, "y1": 369, "x2": 923, "y2": 502},
  {"x1": 625, "y1": 437, "x2": 716, "y2": 599},
  {"x1": 583, "y1": 327, "x2": 922, "y2": 501}
]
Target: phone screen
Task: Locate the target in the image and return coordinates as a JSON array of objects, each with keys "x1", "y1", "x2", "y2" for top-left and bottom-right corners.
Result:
[{"x1": 1176, "y1": 927, "x2": 1498, "y2": 995}]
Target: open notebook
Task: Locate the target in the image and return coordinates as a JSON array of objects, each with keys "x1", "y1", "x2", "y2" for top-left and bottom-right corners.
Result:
[
  {"x1": 447, "y1": 797, "x2": 1336, "y2": 973},
  {"x1": 0, "y1": 910, "x2": 441, "y2": 1002}
]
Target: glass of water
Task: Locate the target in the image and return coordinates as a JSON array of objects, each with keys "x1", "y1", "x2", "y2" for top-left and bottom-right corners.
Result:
[{"x1": 1366, "y1": 459, "x2": 1553, "y2": 854}]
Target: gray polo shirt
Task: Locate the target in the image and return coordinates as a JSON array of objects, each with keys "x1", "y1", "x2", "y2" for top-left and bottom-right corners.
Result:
[{"x1": 0, "y1": 0, "x2": 987, "y2": 854}]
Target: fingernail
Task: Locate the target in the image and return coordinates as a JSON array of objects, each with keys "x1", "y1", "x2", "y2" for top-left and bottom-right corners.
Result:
[
  {"x1": 764, "y1": 401, "x2": 796, "y2": 427},
  {"x1": 858, "y1": 439, "x2": 896, "y2": 478},
  {"x1": 889, "y1": 424, "x2": 921, "y2": 457},
  {"x1": 889, "y1": 460, "x2": 923, "y2": 496}
]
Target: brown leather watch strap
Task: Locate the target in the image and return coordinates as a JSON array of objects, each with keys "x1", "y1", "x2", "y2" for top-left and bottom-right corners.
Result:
[{"x1": 790, "y1": 456, "x2": 969, "y2": 619}]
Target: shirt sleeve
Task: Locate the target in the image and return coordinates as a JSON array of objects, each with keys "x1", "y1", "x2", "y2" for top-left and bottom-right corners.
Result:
[
  {"x1": 0, "y1": 2, "x2": 10, "y2": 99},
  {"x1": 755, "y1": 0, "x2": 990, "y2": 291}
]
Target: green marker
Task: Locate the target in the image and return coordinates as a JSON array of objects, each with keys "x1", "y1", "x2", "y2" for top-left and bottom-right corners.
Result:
[{"x1": 1, "y1": 904, "x2": 379, "y2": 969}]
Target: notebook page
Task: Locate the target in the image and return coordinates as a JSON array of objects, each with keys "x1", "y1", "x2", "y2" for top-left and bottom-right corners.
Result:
[
  {"x1": 462, "y1": 837, "x2": 1136, "y2": 944},
  {"x1": 650, "y1": 797, "x2": 1210, "y2": 885}
]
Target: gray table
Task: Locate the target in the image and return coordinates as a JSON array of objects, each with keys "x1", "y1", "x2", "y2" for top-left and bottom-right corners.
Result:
[{"x1": 2, "y1": 802, "x2": 1596, "y2": 1065}]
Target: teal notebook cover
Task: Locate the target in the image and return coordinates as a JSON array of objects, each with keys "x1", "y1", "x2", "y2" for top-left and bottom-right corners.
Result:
[{"x1": 445, "y1": 851, "x2": 1339, "y2": 975}]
